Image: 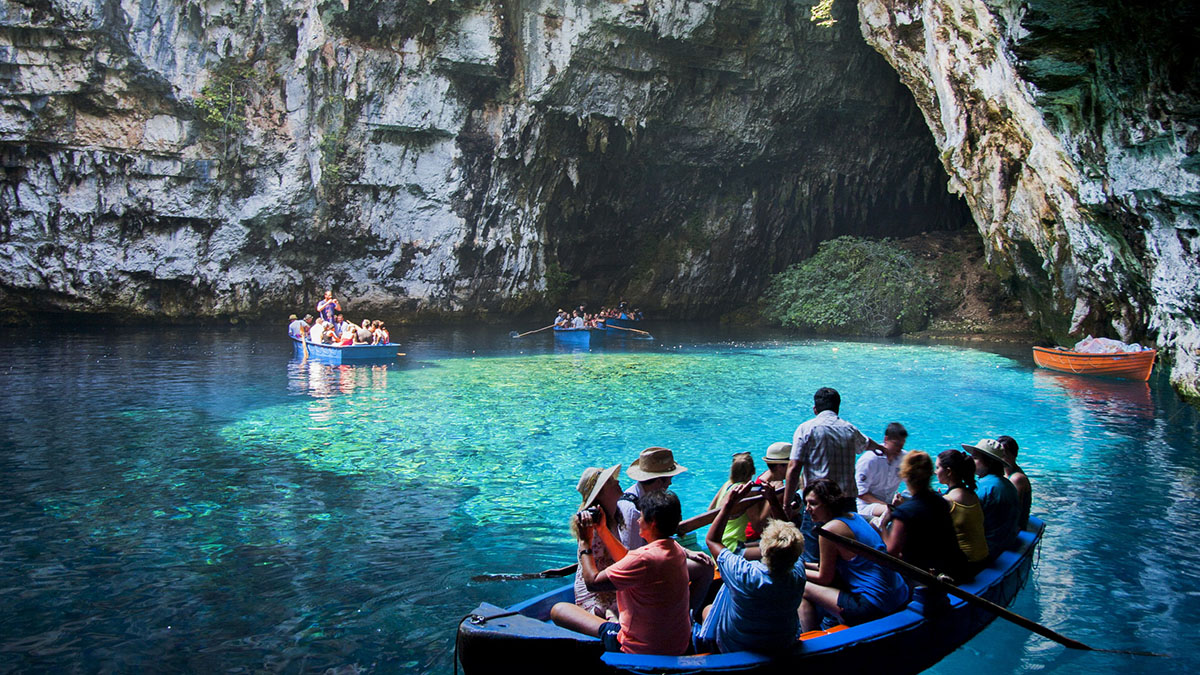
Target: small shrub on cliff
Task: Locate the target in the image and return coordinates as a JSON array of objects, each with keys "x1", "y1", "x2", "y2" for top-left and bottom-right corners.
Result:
[
  {"x1": 762, "y1": 236, "x2": 939, "y2": 336},
  {"x1": 195, "y1": 61, "x2": 255, "y2": 153}
]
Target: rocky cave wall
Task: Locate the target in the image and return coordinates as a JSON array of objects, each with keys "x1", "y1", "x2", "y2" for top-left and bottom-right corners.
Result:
[
  {"x1": 0, "y1": 0, "x2": 968, "y2": 323},
  {"x1": 858, "y1": 0, "x2": 1200, "y2": 398}
]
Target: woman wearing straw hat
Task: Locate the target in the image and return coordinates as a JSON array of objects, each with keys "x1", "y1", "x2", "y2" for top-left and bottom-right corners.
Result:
[{"x1": 568, "y1": 464, "x2": 625, "y2": 620}]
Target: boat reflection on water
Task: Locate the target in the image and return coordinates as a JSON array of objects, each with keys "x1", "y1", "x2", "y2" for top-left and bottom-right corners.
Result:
[
  {"x1": 286, "y1": 359, "x2": 391, "y2": 398},
  {"x1": 1031, "y1": 369, "x2": 1154, "y2": 420}
]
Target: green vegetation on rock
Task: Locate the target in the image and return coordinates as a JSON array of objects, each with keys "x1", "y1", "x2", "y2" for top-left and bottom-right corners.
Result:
[
  {"x1": 762, "y1": 236, "x2": 939, "y2": 336},
  {"x1": 195, "y1": 60, "x2": 254, "y2": 153}
]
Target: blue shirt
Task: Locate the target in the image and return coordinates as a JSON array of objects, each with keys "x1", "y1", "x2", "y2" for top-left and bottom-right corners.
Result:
[
  {"x1": 699, "y1": 550, "x2": 805, "y2": 653},
  {"x1": 976, "y1": 474, "x2": 1020, "y2": 557},
  {"x1": 834, "y1": 513, "x2": 909, "y2": 612}
]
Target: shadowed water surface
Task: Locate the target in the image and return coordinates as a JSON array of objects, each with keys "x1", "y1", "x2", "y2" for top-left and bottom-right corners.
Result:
[{"x1": 0, "y1": 324, "x2": 1196, "y2": 673}]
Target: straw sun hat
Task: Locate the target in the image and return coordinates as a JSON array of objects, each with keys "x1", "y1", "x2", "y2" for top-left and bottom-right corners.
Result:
[
  {"x1": 577, "y1": 464, "x2": 622, "y2": 510},
  {"x1": 763, "y1": 441, "x2": 792, "y2": 464},
  {"x1": 626, "y1": 447, "x2": 688, "y2": 482},
  {"x1": 961, "y1": 438, "x2": 1014, "y2": 469}
]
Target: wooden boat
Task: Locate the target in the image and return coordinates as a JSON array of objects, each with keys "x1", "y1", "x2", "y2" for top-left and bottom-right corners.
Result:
[
  {"x1": 290, "y1": 336, "x2": 400, "y2": 364},
  {"x1": 1032, "y1": 346, "x2": 1156, "y2": 381},
  {"x1": 458, "y1": 517, "x2": 1045, "y2": 674},
  {"x1": 553, "y1": 327, "x2": 603, "y2": 346}
]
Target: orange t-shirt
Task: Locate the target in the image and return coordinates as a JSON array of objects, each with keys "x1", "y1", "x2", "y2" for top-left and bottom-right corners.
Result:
[{"x1": 604, "y1": 538, "x2": 690, "y2": 655}]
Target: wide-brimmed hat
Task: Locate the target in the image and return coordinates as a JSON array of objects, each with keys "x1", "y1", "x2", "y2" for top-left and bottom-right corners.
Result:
[
  {"x1": 961, "y1": 438, "x2": 1013, "y2": 468},
  {"x1": 764, "y1": 441, "x2": 792, "y2": 464},
  {"x1": 576, "y1": 464, "x2": 621, "y2": 510},
  {"x1": 626, "y1": 447, "x2": 687, "y2": 482}
]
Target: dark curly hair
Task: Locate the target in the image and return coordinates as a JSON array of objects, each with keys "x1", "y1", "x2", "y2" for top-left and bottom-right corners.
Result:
[{"x1": 802, "y1": 477, "x2": 855, "y2": 514}]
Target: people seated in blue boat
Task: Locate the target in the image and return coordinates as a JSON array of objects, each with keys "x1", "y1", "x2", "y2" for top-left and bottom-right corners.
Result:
[
  {"x1": 997, "y1": 435, "x2": 1032, "y2": 529},
  {"x1": 550, "y1": 490, "x2": 692, "y2": 655},
  {"x1": 936, "y1": 449, "x2": 989, "y2": 577},
  {"x1": 707, "y1": 452, "x2": 757, "y2": 554},
  {"x1": 855, "y1": 422, "x2": 908, "y2": 526},
  {"x1": 373, "y1": 321, "x2": 390, "y2": 345},
  {"x1": 333, "y1": 313, "x2": 353, "y2": 337},
  {"x1": 619, "y1": 447, "x2": 714, "y2": 617},
  {"x1": 695, "y1": 482, "x2": 805, "y2": 654},
  {"x1": 570, "y1": 311, "x2": 585, "y2": 329},
  {"x1": 568, "y1": 464, "x2": 625, "y2": 620},
  {"x1": 554, "y1": 310, "x2": 569, "y2": 328},
  {"x1": 878, "y1": 451, "x2": 968, "y2": 581},
  {"x1": 288, "y1": 314, "x2": 313, "y2": 338},
  {"x1": 317, "y1": 290, "x2": 341, "y2": 324},
  {"x1": 799, "y1": 478, "x2": 908, "y2": 631},
  {"x1": 307, "y1": 319, "x2": 325, "y2": 343},
  {"x1": 962, "y1": 438, "x2": 1021, "y2": 562}
]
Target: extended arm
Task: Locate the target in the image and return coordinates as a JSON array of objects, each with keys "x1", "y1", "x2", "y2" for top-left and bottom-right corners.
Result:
[
  {"x1": 805, "y1": 521, "x2": 845, "y2": 586},
  {"x1": 880, "y1": 516, "x2": 906, "y2": 557},
  {"x1": 783, "y1": 459, "x2": 803, "y2": 519},
  {"x1": 706, "y1": 482, "x2": 755, "y2": 558}
]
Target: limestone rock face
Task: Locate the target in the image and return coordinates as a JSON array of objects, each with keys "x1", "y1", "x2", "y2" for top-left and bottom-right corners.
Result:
[
  {"x1": 0, "y1": 0, "x2": 966, "y2": 322},
  {"x1": 858, "y1": 0, "x2": 1200, "y2": 399}
]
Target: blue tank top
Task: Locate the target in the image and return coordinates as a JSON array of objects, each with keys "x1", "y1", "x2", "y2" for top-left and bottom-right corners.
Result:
[{"x1": 833, "y1": 513, "x2": 909, "y2": 612}]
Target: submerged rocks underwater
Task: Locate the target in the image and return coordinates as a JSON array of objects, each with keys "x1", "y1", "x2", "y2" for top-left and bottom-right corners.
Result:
[{"x1": 0, "y1": 0, "x2": 1196, "y2": 398}]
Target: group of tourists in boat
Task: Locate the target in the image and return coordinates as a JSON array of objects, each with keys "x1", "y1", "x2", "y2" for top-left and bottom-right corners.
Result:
[
  {"x1": 554, "y1": 303, "x2": 645, "y2": 330},
  {"x1": 286, "y1": 291, "x2": 392, "y2": 346},
  {"x1": 551, "y1": 386, "x2": 1033, "y2": 657}
]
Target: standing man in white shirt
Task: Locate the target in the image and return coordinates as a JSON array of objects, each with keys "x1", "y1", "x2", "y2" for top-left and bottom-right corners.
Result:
[
  {"x1": 783, "y1": 387, "x2": 885, "y2": 562},
  {"x1": 855, "y1": 423, "x2": 908, "y2": 526}
]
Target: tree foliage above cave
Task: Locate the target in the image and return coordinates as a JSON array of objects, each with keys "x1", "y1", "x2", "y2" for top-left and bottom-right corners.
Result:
[{"x1": 762, "y1": 236, "x2": 939, "y2": 337}]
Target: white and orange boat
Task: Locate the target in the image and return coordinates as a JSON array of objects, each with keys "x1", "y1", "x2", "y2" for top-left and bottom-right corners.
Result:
[{"x1": 1032, "y1": 346, "x2": 1157, "y2": 381}]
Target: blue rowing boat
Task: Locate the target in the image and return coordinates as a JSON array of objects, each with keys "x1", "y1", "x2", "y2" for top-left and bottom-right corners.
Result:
[
  {"x1": 603, "y1": 317, "x2": 649, "y2": 338},
  {"x1": 290, "y1": 336, "x2": 400, "y2": 364},
  {"x1": 553, "y1": 327, "x2": 603, "y2": 346},
  {"x1": 457, "y1": 517, "x2": 1044, "y2": 673}
]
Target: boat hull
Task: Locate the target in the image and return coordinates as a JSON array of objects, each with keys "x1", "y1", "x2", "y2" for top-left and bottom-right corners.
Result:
[
  {"x1": 458, "y1": 518, "x2": 1044, "y2": 674},
  {"x1": 553, "y1": 328, "x2": 601, "y2": 346},
  {"x1": 1032, "y1": 346, "x2": 1156, "y2": 381},
  {"x1": 291, "y1": 336, "x2": 399, "y2": 364}
]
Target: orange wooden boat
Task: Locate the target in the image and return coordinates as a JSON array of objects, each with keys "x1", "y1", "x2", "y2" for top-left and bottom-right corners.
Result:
[{"x1": 1032, "y1": 346, "x2": 1157, "y2": 381}]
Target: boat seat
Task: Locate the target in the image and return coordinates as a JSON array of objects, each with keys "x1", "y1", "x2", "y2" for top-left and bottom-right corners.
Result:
[{"x1": 798, "y1": 624, "x2": 847, "y2": 641}]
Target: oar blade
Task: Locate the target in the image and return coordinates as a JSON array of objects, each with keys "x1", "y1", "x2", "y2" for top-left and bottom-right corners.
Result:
[{"x1": 509, "y1": 331, "x2": 520, "y2": 338}]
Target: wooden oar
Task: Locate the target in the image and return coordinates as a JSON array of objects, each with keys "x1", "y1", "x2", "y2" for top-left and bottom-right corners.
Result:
[
  {"x1": 474, "y1": 486, "x2": 782, "y2": 582},
  {"x1": 472, "y1": 564, "x2": 577, "y2": 582},
  {"x1": 510, "y1": 324, "x2": 556, "y2": 338},
  {"x1": 605, "y1": 324, "x2": 653, "y2": 338},
  {"x1": 816, "y1": 527, "x2": 1167, "y2": 657}
]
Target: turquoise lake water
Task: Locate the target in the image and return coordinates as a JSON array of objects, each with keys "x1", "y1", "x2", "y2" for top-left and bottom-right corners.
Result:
[{"x1": 1, "y1": 324, "x2": 1197, "y2": 673}]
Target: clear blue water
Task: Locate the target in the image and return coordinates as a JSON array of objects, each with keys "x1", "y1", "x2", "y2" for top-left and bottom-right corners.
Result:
[{"x1": 0, "y1": 324, "x2": 1197, "y2": 673}]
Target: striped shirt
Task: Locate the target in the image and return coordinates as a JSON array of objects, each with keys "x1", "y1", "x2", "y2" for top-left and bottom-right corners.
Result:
[{"x1": 791, "y1": 410, "x2": 870, "y2": 498}]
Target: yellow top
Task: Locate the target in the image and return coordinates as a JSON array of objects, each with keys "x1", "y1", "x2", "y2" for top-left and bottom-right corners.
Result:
[{"x1": 948, "y1": 499, "x2": 990, "y2": 563}]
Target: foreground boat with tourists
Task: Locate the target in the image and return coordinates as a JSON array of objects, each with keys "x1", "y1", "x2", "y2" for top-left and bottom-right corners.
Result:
[
  {"x1": 458, "y1": 517, "x2": 1045, "y2": 673},
  {"x1": 290, "y1": 336, "x2": 401, "y2": 364},
  {"x1": 1032, "y1": 346, "x2": 1156, "y2": 381}
]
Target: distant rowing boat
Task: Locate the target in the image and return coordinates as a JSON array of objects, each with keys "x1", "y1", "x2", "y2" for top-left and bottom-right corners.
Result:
[
  {"x1": 458, "y1": 518, "x2": 1044, "y2": 673},
  {"x1": 553, "y1": 327, "x2": 604, "y2": 346},
  {"x1": 290, "y1": 336, "x2": 400, "y2": 364},
  {"x1": 1032, "y1": 346, "x2": 1156, "y2": 381}
]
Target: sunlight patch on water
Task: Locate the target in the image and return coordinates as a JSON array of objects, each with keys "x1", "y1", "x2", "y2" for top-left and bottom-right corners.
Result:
[{"x1": 222, "y1": 342, "x2": 1086, "y2": 533}]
